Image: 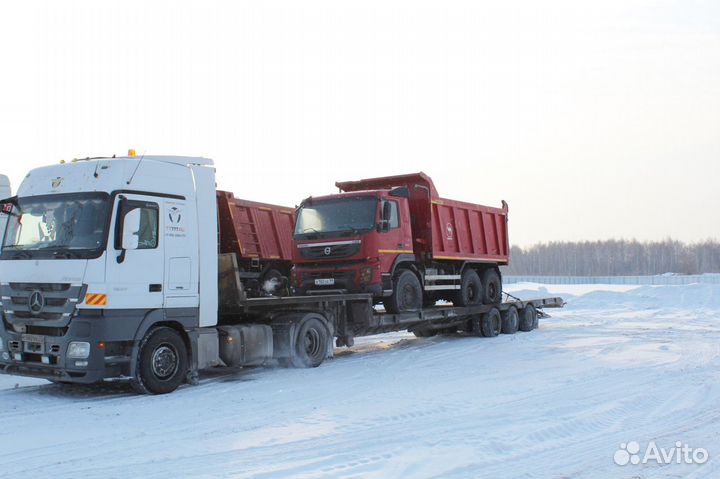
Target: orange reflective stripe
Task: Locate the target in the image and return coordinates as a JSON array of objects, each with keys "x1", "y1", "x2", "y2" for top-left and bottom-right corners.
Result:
[{"x1": 84, "y1": 294, "x2": 107, "y2": 306}]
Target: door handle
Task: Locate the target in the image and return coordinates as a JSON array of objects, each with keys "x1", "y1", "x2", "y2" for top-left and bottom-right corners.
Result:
[{"x1": 149, "y1": 284, "x2": 162, "y2": 292}]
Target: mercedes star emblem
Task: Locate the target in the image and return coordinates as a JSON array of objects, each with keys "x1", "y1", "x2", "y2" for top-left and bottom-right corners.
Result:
[{"x1": 29, "y1": 291, "x2": 45, "y2": 315}]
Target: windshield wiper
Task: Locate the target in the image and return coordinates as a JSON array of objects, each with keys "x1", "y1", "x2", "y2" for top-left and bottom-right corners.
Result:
[{"x1": 9, "y1": 250, "x2": 33, "y2": 259}]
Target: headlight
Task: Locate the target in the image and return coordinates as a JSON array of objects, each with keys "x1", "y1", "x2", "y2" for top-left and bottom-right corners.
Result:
[
  {"x1": 67, "y1": 341, "x2": 90, "y2": 359},
  {"x1": 359, "y1": 266, "x2": 374, "y2": 284}
]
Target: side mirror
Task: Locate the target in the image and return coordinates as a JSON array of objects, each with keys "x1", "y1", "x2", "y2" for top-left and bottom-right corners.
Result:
[{"x1": 121, "y1": 208, "x2": 142, "y2": 250}]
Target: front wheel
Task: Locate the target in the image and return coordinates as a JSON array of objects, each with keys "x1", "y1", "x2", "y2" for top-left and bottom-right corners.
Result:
[
  {"x1": 385, "y1": 270, "x2": 423, "y2": 314},
  {"x1": 131, "y1": 327, "x2": 188, "y2": 395}
]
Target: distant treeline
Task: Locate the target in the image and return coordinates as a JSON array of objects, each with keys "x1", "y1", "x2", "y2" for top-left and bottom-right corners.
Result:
[{"x1": 502, "y1": 239, "x2": 720, "y2": 276}]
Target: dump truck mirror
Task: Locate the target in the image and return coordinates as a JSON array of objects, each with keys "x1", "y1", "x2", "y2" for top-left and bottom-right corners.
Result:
[{"x1": 121, "y1": 208, "x2": 142, "y2": 250}]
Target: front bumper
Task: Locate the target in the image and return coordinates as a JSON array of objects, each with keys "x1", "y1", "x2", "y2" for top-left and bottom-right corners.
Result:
[
  {"x1": 295, "y1": 264, "x2": 383, "y2": 296},
  {"x1": 0, "y1": 311, "x2": 128, "y2": 384}
]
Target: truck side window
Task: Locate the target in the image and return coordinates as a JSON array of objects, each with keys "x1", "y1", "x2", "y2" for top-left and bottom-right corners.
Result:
[
  {"x1": 136, "y1": 206, "x2": 159, "y2": 249},
  {"x1": 388, "y1": 201, "x2": 399, "y2": 229},
  {"x1": 115, "y1": 200, "x2": 159, "y2": 250}
]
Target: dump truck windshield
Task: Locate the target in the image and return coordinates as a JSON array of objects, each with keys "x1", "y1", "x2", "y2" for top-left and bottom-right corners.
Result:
[
  {"x1": 1, "y1": 193, "x2": 111, "y2": 259},
  {"x1": 294, "y1": 197, "x2": 377, "y2": 239}
]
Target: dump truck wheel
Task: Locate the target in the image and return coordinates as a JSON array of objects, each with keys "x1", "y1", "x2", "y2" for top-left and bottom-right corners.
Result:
[
  {"x1": 519, "y1": 304, "x2": 537, "y2": 332},
  {"x1": 131, "y1": 327, "x2": 188, "y2": 395},
  {"x1": 454, "y1": 269, "x2": 483, "y2": 306},
  {"x1": 289, "y1": 317, "x2": 329, "y2": 368},
  {"x1": 482, "y1": 269, "x2": 502, "y2": 304},
  {"x1": 385, "y1": 270, "x2": 423, "y2": 314},
  {"x1": 501, "y1": 306, "x2": 519, "y2": 334},
  {"x1": 481, "y1": 308, "x2": 501, "y2": 337}
]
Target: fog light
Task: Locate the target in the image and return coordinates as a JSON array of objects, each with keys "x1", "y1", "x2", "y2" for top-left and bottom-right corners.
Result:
[
  {"x1": 290, "y1": 268, "x2": 299, "y2": 288},
  {"x1": 74, "y1": 360, "x2": 88, "y2": 367},
  {"x1": 67, "y1": 341, "x2": 90, "y2": 359},
  {"x1": 359, "y1": 266, "x2": 374, "y2": 285},
  {"x1": 41, "y1": 355, "x2": 50, "y2": 365},
  {"x1": 13, "y1": 353, "x2": 22, "y2": 361},
  {"x1": 0, "y1": 337, "x2": 4, "y2": 351}
]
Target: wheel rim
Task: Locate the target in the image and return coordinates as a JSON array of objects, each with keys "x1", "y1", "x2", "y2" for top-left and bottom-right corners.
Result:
[
  {"x1": 303, "y1": 328, "x2": 322, "y2": 358},
  {"x1": 467, "y1": 283, "x2": 477, "y2": 302},
  {"x1": 487, "y1": 282, "x2": 497, "y2": 301},
  {"x1": 402, "y1": 284, "x2": 418, "y2": 309},
  {"x1": 151, "y1": 343, "x2": 179, "y2": 380}
]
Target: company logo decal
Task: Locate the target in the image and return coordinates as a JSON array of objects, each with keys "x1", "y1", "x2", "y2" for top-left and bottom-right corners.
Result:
[
  {"x1": 29, "y1": 291, "x2": 45, "y2": 315},
  {"x1": 168, "y1": 207, "x2": 182, "y2": 224},
  {"x1": 446, "y1": 222, "x2": 454, "y2": 240},
  {"x1": 51, "y1": 177, "x2": 63, "y2": 189},
  {"x1": 324, "y1": 247, "x2": 332, "y2": 256}
]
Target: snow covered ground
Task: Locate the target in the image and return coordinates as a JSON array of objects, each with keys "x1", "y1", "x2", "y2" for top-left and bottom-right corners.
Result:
[{"x1": 2, "y1": 283, "x2": 720, "y2": 478}]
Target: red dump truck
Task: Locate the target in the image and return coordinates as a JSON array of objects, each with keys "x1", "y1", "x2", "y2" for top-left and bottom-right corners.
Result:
[
  {"x1": 216, "y1": 191, "x2": 294, "y2": 297},
  {"x1": 292, "y1": 173, "x2": 509, "y2": 312}
]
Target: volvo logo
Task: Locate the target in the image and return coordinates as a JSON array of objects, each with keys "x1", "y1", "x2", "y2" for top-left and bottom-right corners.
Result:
[
  {"x1": 324, "y1": 247, "x2": 332, "y2": 256},
  {"x1": 29, "y1": 291, "x2": 45, "y2": 315}
]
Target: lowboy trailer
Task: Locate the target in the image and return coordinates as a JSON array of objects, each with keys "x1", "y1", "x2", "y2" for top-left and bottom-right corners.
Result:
[{"x1": 0, "y1": 154, "x2": 563, "y2": 394}]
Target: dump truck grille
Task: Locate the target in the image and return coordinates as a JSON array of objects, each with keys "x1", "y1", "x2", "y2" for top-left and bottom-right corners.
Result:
[{"x1": 298, "y1": 241, "x2": 361, "y2": 260}]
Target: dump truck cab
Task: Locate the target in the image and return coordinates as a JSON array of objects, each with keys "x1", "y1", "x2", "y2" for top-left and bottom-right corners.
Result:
[{"x1": 292, "y1": 188, "x2": 414, "y2": 297}]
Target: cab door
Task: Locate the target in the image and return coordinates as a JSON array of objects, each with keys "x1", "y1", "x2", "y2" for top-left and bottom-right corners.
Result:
[{"x1": 105, "y1": 194, "x2": 164, "y2": 309}]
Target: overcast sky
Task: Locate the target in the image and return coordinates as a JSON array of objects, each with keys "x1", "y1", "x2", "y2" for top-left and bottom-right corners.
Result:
[{"x1": 1, "y1": 0, "x2": 718, "y2": 246}]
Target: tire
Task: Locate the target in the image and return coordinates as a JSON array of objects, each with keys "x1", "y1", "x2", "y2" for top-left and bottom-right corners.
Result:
[
  {"x1": 453, "y1": 269, "x2": 483, "y2": 306},
  {"x1": 289, "y1": 317, "x2": 329, "y2": 368},
  {"x1": 385, "y1": 269, "x2": 423, "y2": 314},
  {"x1": 519, "y1": 304, "x2": 537, "y2": 332},
  {"x1": 131, "y1": 327, "x2": 188, "y2": 395},
  {"x1": 481, "y1": 269, "x2": 502, "y2": 304},
  {"x1": 481, "y1": 308, "x2": 501, "y2": 337},
  {"x1": 501, "y1": 306, "x2": 519, "y2": 334}
]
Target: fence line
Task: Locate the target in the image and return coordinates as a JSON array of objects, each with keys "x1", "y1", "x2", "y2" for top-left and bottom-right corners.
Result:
[{"x1": 504, "y1": 274, "x2": 720, "y2": 285}]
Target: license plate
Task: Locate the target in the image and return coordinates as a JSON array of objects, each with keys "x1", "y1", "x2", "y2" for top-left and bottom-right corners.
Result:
[
  {"x1": 22, "y1": 334, "x2": 44, "y2": 343},
  {"x1": 314, "y1": 278, "x2": 335, "y2": 286}
]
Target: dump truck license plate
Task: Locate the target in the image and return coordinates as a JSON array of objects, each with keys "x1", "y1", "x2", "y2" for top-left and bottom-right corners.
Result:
[{"x1": 314, "y1": 278, "x2": 335, "y2": 286}]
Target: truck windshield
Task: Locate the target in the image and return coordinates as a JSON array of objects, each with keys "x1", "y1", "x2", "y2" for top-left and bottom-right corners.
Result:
[
  {"x1": 1, "y1": 193, "x2": 111, "y2": 259},
  {"x1": 294, "y1": 197, "x2": 377, "y2": 239}
]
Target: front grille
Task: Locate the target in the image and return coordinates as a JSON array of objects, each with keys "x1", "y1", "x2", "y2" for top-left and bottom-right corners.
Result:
[
  {"x1": 299, "y1": 242, "x2": 361, "y2": 260},
  {"x1": 1, "y1": 283, "x2": 86, "y2": 323}
]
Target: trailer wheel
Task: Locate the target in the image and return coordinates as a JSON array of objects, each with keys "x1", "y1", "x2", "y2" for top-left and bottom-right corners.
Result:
[
  {"x1": 501, "y1": 306, "x2": 519, "y2": 334},
  {"x1": 131, "y1": 327, "x2": 188, "y2": 395},
  {"x1": 454, "y1": 269, "x2": 483, "y2": 306},
  {"x1": 519, "y1": 304, "x2": 537, "y2": 332},
  {"x1": 481, "y1": 308, "x2": 501, "y2": 337},
  {"x1": 385, "y1": 269, "x2": 423, "y2": 314},
  {"x1": 289, "y1": 317, "x2": 329, "y2": 368},
  {"x1": 481, "y1": 269, "x2": 502, "y2": 304}
]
